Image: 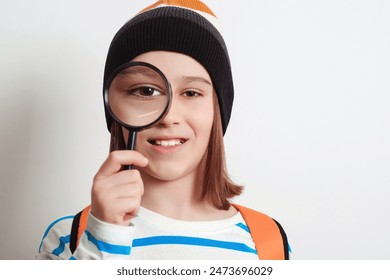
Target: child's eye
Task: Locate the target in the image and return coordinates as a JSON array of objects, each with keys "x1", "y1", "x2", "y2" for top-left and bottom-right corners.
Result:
[
  {"x1": 183, "y1": 91, "x2": 200, "y2": 97},
  {"x1": 127, "y1": 87, "x2": 163, "y2": 98}
]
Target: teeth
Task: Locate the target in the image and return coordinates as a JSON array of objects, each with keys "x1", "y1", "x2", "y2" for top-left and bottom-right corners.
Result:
[{"x1": 153, "y1": 139, "x2": 184, "y2": 147}]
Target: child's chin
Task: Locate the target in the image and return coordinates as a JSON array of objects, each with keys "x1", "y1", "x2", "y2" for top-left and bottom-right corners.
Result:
[{"x1": 143, "y1": 164, "x2": 193, "y2": 182}]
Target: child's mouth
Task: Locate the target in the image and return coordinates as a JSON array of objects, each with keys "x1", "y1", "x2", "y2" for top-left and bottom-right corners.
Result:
[{"x1": 147, "y1": 138, "x2": 187, "y2": 147}]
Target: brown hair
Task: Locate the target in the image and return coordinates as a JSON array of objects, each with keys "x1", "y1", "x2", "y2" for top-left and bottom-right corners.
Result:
[
  {"x1": 109, "y1": 97, "x2": 243, "y2": 210},
  {"x1": 201, "y1": 98, "x2": 243, "y2": 210}
]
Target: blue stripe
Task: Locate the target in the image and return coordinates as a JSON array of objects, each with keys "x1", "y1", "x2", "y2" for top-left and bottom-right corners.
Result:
[
  {"x1": 52, "y1": 235, "x2": 70, "y2": 256},
  {"x1": 38, "y1": 215, "x2": 74, "y2": 253},
  {"x1": 85, "y1": 230, "x2": 131, "y2": 255},
  {"x1": 236, "y1": 222, "x2": 250, "y2": 233},
  {"x1": 133, "y1": 236, "x2": 257, "y2": 255}
]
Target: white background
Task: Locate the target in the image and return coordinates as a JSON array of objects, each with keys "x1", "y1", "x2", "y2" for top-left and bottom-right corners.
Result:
[{"x1": 1, "y1": 0, "x2": 389, "y2": 259}]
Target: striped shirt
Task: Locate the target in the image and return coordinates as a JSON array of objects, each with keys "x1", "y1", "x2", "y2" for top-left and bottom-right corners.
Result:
[{"x1": 36, "y1": 207, "x2": 259, "y2": 260}]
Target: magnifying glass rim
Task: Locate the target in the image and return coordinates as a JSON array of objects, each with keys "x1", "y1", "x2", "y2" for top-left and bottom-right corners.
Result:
[{"x1": 104, "y1": 61, "x2": 172, "y2": 131}]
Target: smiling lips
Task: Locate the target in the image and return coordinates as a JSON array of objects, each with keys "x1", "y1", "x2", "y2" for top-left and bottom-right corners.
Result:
[{"x1": 148, "y1": 138, "x2": 187, "y2": 147}]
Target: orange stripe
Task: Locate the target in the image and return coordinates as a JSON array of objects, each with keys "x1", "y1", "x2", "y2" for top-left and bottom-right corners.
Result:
[
  {"x1": 233, "y1": 204, "x2": 285, "y2": 260},
  {"x1": 76, "y1": 205, "x2": 91, "y2": 247},
  {"x1": 140, "y1": 0, "x2": 216, "y2": 17}
]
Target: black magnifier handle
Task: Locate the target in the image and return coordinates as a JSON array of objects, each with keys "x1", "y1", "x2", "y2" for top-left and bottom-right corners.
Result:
[{"x1": 124, "y1": 130, "x2": 137, "y2": 170}]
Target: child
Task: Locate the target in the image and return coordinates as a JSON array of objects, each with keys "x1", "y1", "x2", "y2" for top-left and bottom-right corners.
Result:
[{"x1": 37, "y1": 0, "x2": 289, "y2": 260}]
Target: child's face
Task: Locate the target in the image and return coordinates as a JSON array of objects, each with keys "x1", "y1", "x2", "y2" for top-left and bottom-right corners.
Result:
[{"x1": 129, "y1": 51, "x2": 215, "y2": 182}]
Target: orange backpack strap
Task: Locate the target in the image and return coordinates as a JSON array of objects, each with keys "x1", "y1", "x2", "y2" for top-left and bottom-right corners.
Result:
[
  {"x1": 69, "y1": 205, "x2": 91, "y2": 254},
  {"x1": 233, "y1": 204, "x2": 289, "y2": 260}
]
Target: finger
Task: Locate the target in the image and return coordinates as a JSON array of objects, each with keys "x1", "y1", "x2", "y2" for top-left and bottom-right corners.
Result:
[
  {"x1": 110, "y1": 182, "x2": 144, "y2": 199},
  {"x1": 111, "y1": 197, "x2": 141, "y2": 219},
  {"x1": 117, "y1": 197, "x2": 142, "y2": 214},
  {"x1": 98, "y1": 169, "x2": 143, "y2": 188},
  {"x1": 94, "y1": 197, "x2": 141, "y2": 225},
  {"x1": 95, "y1": 150, "x2": 148, "y2": 178}
]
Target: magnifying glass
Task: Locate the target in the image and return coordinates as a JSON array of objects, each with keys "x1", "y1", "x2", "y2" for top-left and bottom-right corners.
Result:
[{"x1": 104, "y1": 61, "x2": 172, "y2": 169}]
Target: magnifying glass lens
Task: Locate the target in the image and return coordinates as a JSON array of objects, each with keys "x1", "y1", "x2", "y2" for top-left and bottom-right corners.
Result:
[{"x1": 107, "y1": 64, "x2": 170, "y2": 128}]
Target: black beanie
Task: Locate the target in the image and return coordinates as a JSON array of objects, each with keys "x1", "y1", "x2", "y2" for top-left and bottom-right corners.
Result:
[{"x1": 103, "y1": 0, "x2": 234, "y2": 135}]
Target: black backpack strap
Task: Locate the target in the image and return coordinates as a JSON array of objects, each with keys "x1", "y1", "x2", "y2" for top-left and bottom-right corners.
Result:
[
  {"x1": 273, "y1": 219, "x2": 290, "y2": 260},
  {"x1": 70, "y1": 210, "x2": 82, "y2": 254}
]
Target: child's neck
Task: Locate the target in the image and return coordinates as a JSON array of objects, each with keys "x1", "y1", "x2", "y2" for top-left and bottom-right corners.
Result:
[{"x1": 139, "y1": 169, "x2": 234, "y2": 221}]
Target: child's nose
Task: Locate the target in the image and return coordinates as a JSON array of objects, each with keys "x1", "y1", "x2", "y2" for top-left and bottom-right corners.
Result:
[{"x1": 158, "y1": 96, "x2": 183, "y2": 127}]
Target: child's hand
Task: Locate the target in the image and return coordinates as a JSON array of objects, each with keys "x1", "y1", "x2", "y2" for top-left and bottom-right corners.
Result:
[{"x1": 91, "y1": 150, "x2": 148, "y2": 226}]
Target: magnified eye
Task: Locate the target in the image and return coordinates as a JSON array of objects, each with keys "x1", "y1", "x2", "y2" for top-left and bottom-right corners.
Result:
[{"x1": 128, "y1": 87, "x2": 163, "y2": 98}]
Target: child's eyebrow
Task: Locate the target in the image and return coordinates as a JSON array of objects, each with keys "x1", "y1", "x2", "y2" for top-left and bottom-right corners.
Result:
[
  {"x1": 118, "y1": 68, "x2": 161, "y2": 79},
  {"x1": 181, "y1": 76, "x2": 212, "y2": 86}
]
